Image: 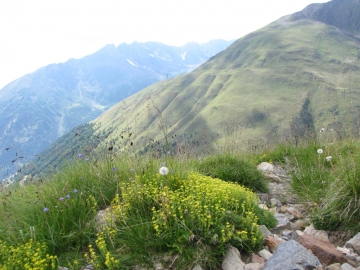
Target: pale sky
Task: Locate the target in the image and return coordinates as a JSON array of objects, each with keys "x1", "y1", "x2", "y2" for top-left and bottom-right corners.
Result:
[{"x1": 0, "y1": 0, "x2": 330, "y2": 89}]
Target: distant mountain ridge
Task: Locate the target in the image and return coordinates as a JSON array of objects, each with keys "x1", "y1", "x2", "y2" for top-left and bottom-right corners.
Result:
[{"x1": 0, "y1": 40, "x2": 233, "y2": 178}]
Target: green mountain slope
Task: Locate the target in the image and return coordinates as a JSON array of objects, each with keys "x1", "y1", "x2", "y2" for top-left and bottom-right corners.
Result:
[{"x1": 91, "y1": 17, "x2": 360, "y2": 153}]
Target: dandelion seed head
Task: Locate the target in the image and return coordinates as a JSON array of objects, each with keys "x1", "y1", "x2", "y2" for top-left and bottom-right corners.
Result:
[
  {"x1": 317, "y1": 149, "x2": 323, "y2": 154},
  {"x1": 326, "y1": 156, "x2": 332, "y2": 161},
  {"x1": 159, "y1": 167, "x2": 169, "y2": 175},
  {"x1": 320, "y1": 128, "x2": 325, "y2": 132}
]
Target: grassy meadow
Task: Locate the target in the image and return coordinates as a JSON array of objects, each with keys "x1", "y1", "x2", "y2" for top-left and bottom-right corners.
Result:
[{"x1": 2, "y1": 128, "x2": 360, "y2": 269}]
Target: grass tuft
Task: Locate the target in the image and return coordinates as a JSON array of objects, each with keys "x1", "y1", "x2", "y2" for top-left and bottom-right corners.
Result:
[{"x1": 197, "y1": 154, "x2": 269, "y2": 192}]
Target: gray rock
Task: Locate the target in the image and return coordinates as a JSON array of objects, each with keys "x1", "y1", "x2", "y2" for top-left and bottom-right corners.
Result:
[
  {"x1": 257, "y1": 193, "x2": 269, "y2": 203},
  {"x1": 270, "y1": 214, "x2": 291, "y2": 234},
  {"x1": 192, "y1": 264, "x2": 203, "y2": 270},
  {"x1": 341, "y1": 263, "x2": 356, "y2": 270},
  {"x1": 244, "y1": 263, "x2": 264, "y2": 270},
  {"x1": 257, "y1": 162, "x2": 274, "y2": 173},
  {"x1": 259, "y1": 225, "x2": 273, "y2": 239},
  {"x1": 291, "y1": 220, "x2": 308, "y2": 230},
  {"x1": 80, "y1": 264, "x2": 95, "y2": 270},
  {"x1": 287, "y1": 206, "x2": 303, "y2": 220},
  {"x1": 273, "y1": 166, "x2": 288, "y2": 178},
  {"x1": 346, "y1": 253, "x2": 357, "y2": 261},
  {"x1": 262, "y1": 240, "x2": 321, "y2": 270},
  {"x1": 258, "y1": 249, "x2": 273, "y2": 260},
  {"x1": 222, "y1": 245, "x2": 245, "y2": 270},
  {"x1": 275, "y1": 214, "x2": 289, "y2": 226},
  {"x1": 270, "y1": 198, "x2": 282, "y2": 206},
  {"x1": 288, "y1": 214, "x2": 297, "y2": 222},
  {"x1": 291, "y1": 230, "x2": 301, "y2": 241},
  {"x1": 282, "y1": 230, "x2": 293, "y2": 240},
  {"x1": 326, "y1": 263, "x2": 341, "y2": 270},
  {"x1": 266, "y1": 173, "x2": 283, "y2": 183},
  {"x1": 304, "y1": 224, "x2": 329, "y2": 242},
  {"x1": 95, "y1": 207, "x2": 115, "y2": 232},
  {"x1": 345, "y1": 232, "x2": 360, "y2": 254},
  {"x1": 84, "y1": 265, "x2": 95, "y2": 270}
]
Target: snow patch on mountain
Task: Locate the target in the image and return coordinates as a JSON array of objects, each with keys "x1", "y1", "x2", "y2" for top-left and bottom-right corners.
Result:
[{"x1": 126, "y1": 59, "x2": 138, "y2": 67}]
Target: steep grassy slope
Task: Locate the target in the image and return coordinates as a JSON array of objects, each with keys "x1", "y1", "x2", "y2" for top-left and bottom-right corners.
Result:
[{"x1": 90, "y1": 18, "x2": 360, "y2": 154}]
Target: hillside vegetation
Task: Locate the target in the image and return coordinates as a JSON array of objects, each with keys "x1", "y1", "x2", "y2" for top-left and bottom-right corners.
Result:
[
  {"x1": 1, "y1": 133, "x2": 360, "y2": 269},
  {"x1": 89, "y1": 18, "x2": 360, "y2": 156}
]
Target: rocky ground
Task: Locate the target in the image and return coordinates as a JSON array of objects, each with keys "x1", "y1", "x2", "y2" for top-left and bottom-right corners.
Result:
[{"x1": 218, "y1": 162, "x2": 360, "y2": 270}]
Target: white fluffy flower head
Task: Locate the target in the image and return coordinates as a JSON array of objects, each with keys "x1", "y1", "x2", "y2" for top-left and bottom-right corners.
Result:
[
  {"x1": 317, "y1": 149, "x2": 323, "y2": 154},
  {"x1": 159, "y1": 166, "x2": 169, "y2": 175},
  {"x1": 326, "y1": 156, "x2": 332, "y2": 161}
]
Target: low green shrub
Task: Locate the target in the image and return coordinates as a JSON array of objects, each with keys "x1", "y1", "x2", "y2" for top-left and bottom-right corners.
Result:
[
  {"x1": 197, "y1": 154, "x2": 268, "y2": 192},
  {"x1": 109, "y1": 172, "x2": 274, "y2": 269},
  {"x1": 0, "y1": 238, "x2": 57, "y2": 269}
]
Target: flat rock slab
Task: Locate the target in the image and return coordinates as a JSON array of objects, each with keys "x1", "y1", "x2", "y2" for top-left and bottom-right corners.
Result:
[
  {"x1": 262, "y1": 240, "x2": 321, "y2": 270},
  {"x1": 297, "y1": 234, "x2": 347, "y2": 266}
]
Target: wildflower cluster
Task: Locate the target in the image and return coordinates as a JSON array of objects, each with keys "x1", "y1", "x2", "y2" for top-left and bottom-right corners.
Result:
[
  {"x1": 151, "y1": 172, "x2": 263, "y2": 250},
  {"x1": 86, "y1": 194, "x2": 98, "y2": 214},
  {"x1": 84, "y1": 228, "x2": 120, "y2": 270},
  {"x1": 84, "y1": 244, "x2": 100, "y2": 268},
  {"x1": 0, "y1": 238, "x2": 57, "y2": 269},
  {"x1": 111, "y1": 171, "x2": 266, "y2": 253},
  {"x1": 111, "y1": 172, "x2": 181, "y2": 220}
]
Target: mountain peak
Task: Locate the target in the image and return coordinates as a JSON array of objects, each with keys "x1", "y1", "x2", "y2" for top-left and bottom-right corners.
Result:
[{"x1": 294, "y1": 0, "x2": 360, "y2": 35}]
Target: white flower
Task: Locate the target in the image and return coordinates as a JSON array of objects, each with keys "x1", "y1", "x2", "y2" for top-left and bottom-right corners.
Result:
[
  {"x1": 317, "y1": 149, "x2": 323, "y2": 154},
  {"x1": 326, "y1": 156, "x2": 332, "y2": 161},
  {"x1": 320, "y1": 128, "x2": 325, "y2": 132},
  {"x1": 330, "y1": 129, "x2": 333, "y2": 132},
  {"x1": 159, "y1": 167, "x2": 169, "y2": 175}
]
